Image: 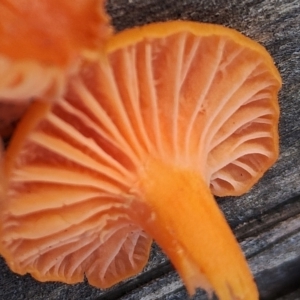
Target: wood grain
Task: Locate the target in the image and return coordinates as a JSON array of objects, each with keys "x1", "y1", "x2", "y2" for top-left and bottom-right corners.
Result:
[{"x1": 1, "y1": 0, "x2": 299, "y2": 299}]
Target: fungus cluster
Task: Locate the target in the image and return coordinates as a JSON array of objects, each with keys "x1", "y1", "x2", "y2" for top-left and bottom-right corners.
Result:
[{"x1": 0, "y1": 1, "x2": 281, "y2": 300}]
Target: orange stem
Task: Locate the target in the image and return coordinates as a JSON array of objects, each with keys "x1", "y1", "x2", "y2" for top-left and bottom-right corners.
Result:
[{"x1": 130, "y1": 159, "x2": 258, "y2": 300}]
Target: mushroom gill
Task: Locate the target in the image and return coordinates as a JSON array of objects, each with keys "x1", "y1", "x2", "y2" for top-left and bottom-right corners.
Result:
[{"x1": 0, "y1": 21, "x2": 281, "y2": 300}]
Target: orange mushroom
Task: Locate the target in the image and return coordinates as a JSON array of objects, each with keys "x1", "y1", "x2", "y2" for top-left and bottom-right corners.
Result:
[
  {"x1": 0, "y1": 21, "x2": 281, "y2": 300},
  {"x1": 0, "y1": 0, "x2": 112, "y2": 139}
]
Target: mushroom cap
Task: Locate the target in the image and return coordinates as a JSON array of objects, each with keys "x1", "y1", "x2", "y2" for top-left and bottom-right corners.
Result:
[
  {"x1": 105, "y1": 21, "x2": 281, "y2": 197},
  {"x1": 0, "y1": 21, "x2": 281, "y2": 288},
  {"x1": 0, "y1": 0, "x2": 112, "y2": 102}
]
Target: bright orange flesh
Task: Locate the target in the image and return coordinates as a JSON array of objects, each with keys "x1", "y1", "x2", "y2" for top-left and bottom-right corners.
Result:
[
  {"x1": 0, "y1": 21, "x2": 281, "y2": 298},
  {"x1": 0, "y1": 0, "x2": 111, "y2": 66},
  {"x1": 0, "y1": 99, "x2": 153, "y2": 289},
  {"x1": 0, "y1": 0, "x2": 112, "y2": 102},
  {"x1": 107, "y1": 21, "x2": 280, "y2": 85},
  {"x1": 130, "y1": 158, "x2": 258, "y2": 299}
]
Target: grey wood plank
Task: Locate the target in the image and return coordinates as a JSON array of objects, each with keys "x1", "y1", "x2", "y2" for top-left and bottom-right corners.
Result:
[
  {"x1": 1, "y1": 0, "x2": 300, "y2": 299},
  {"x1": 277, "y1": 289, "x2": 300, "y2": 300}
]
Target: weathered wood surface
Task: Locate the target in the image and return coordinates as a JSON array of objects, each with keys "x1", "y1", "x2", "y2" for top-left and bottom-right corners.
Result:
[{"x1": 1, "y1": 0, "x2": 300, "y2": 299}]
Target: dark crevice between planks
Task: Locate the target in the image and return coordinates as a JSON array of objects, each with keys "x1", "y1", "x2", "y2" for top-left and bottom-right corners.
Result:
[
  {"x1": 95, "y1": 261, "x2": 174, "y2": 300},
  {"x1": 256, "y1": 255, "x2": 300, "y2": 300},
  {"x1": 245, "y1": 225, "x2": 300, "y2": 261},
  {"x1": 234, "y1": 194, "x2": 300, "y2": 241},
  {"x1": 95, "y1": 194, "x2": 300, "y2": 300}
]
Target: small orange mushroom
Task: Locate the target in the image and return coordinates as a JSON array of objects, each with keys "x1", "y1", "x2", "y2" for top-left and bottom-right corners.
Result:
[
  {"x1": 0, "y1": 0, "x2": 111, "y2": 102},
  {"x1": 0, "y1": 0, "x2": 112, "y2": 139},
  {"x1": 0, "y1": 21, "x2": 281, "y2": 300}
]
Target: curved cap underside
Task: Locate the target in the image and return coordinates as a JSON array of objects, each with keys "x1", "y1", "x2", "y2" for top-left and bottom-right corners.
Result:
[{"x1": 0, "y1": 22, "x2": 281, "y2": 288}]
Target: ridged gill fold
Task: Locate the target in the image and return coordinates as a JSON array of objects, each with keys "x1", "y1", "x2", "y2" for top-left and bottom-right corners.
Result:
[{"x1": 0, "y1": 23, "x2": 281, "y2": 289}]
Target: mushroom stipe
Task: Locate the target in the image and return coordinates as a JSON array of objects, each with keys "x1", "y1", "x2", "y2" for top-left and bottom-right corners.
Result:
[{"x1": 0, "y1": 21, "x2": 281, "y2": 300}]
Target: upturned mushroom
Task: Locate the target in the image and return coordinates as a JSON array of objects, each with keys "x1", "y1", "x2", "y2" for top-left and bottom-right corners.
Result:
[{"x1": 0, "y1": 21, "x2": 281, "y2": 300}]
